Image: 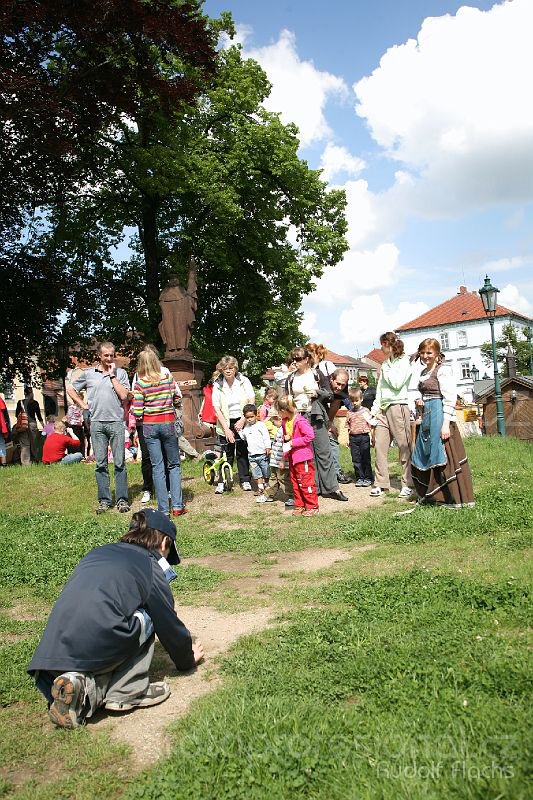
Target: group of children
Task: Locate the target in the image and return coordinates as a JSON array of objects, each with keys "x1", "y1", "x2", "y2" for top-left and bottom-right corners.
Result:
[
  {"x1": 234, "y1": 391, "x2": 318, "y2": 516},
  {"x1": 227, "y1": 383, "x2": 376, "y2": 517}
]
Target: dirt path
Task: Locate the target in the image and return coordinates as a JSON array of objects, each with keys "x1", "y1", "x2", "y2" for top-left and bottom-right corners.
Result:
[
  {"x1": 88, "y1": 545, "x2": 377, "y2": 767},
  {"x1": 181, "y1": 476, "x2": 386, "y2": 517}
]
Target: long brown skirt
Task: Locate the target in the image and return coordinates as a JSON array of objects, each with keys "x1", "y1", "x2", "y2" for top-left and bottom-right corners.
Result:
[{"x1": 411, "y1": 422, "x2": 475, "y2": 508}]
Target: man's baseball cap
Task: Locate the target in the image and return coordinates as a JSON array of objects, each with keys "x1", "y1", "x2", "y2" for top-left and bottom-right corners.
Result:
[{"x1": 142, "y1": 508, "x2": 181, "y2": 565}]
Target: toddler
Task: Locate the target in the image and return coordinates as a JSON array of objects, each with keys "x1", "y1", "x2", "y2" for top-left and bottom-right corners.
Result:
[
  {"x1": 346, "y1": 388, "x2": 374, "y2": 486},
  {"x1": 238, "y1": 404, "x2": 272, "y2": 502},
  {"x1": 264, "y1": 409, "x2": 294, "y2": 507},
  {"x1": 258, "y1": 387, "x2": 279, "y2": 422},
  {"x1": 277, "y1": 395, "x2": 318, "y2": 516}
]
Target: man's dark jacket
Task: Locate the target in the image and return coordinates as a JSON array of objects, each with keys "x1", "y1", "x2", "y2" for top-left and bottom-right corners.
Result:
[{"x1": 28, "y1": 543, "x2": 194, "y2": 676}]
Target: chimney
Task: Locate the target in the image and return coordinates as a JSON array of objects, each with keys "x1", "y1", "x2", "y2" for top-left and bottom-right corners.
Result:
[
  {"x1": 506, "y1": 345, "x2": 517, "y2": 378},
  {"x1": 458, "y1": 285, "x2": 467, "y2": 294}
]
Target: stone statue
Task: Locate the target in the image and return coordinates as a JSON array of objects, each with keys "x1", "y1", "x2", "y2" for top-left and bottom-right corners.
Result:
[{"x1": 158, "y1": 259, "x2": 197, "y2": 356}]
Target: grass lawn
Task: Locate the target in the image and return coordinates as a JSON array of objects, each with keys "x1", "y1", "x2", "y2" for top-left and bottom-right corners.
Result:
[{"x1": 0, "y1": 437, "x2": 531, "y2": 799}]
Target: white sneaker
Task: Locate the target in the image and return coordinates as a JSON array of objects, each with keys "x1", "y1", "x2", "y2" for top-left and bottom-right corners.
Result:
[
  {"x1": 398, "y1": 487, "x2": 414, "y2": 499},
  {"x1": 369, "y1": 487, "x2": 383, "y2": 497},
  {"x1": 215, "y1": 483, "x2": 225, "y2": 494},
  {"x1": 241, "y1": 481, "x2": 252, "y2": 491},
  {"x1": 141, "y1": 491, "x2": 151, "y2": 504},
  {"x1": 255, "y1": 495, "x2": 267, "y2": 503}
]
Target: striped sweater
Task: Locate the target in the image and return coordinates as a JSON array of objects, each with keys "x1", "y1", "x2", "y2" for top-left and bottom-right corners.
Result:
[{"x1": 132, "y1": 375, "x2": 181, "y2": 424}]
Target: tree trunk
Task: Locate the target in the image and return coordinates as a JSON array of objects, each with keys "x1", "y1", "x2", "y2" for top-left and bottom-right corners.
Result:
[{"x1": 140, "y1": 196, "x2": 161, "y2": 333}]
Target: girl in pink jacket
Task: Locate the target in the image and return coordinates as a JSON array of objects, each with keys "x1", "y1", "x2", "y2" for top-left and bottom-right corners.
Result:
[{"x1": 278, "y1": 396, "x2": 318, "y2": 516}]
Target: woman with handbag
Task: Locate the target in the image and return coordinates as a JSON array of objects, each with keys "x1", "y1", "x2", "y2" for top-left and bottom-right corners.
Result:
[{"x1": 132, "y1": 349, "x2": 186, "y2": 517}]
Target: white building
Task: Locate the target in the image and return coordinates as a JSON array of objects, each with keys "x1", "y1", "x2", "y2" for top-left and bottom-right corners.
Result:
[{"x1": 397, "y1": 285, "x2": 532, "y2": 404}]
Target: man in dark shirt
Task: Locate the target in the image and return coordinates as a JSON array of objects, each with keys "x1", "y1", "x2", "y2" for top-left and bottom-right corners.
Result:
[
  {"x1": 358, "y1": 375, "x2": 377, "y2": 411},
  {"x1": 28, "y1": 509, "x2": 204, "y2": 729}
]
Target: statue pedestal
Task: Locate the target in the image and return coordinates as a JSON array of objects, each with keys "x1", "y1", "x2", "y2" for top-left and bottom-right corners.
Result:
[{"x1": 162, "y1": 354, "x2": 215, "y2": 453}]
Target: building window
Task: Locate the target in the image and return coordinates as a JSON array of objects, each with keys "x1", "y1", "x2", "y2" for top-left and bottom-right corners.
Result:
[
  {"x1": 439, "y1": 332, "x2": 449, "y2": 350},
  {"x1": 457, "y1": 330, "x2": 468, "y2": 348},
  {"x1": 460, "y1": 362, "x2": 471, "y2": 380}
]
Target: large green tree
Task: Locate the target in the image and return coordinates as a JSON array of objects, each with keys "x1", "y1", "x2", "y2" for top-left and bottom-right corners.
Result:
[
  {"x1": 2, "y1": 3, "x2": 348, "y2": 382},
  {"x1": 43, "y1": 45, "x2": 348, "y2": 378},
  {"x1": 480, "y1": 323, "x2": 533, "y2": 376},
  {"x1": 0, "y1": 0, "x2": 219, "y2": 381}
]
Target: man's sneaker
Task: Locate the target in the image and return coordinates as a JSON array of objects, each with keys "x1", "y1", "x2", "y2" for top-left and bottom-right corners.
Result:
[
  {"x1": 255, "y1": 495, "x2": 267, "y2": 503},
  {"x1": 354, "y1": 479, "x2": 365, "y2": 487},
  {"x1": 398, "y1": 486, "x2": 414, "y2": 499},
  {"x1": 141, "y1": 491, "x2": 151, "y2": 504},
  {"x1": 263, "y1": 496, "x2": 274, "y2": 503},
  {"x1": 370, "y1": 486, "x2": 388, "y2": 497},
  {"x1": 337, "y1": 471, "x2": 352, "y2": 484},
  {"x1": 49, "y1": 673, "x2": 87, "y2": 729},
  {"x1": 117, "y1": 499, "x2": 131, "y2": 513},
  {"x1": 96, "y1": 501, "x2": 112, "y2": 515},
  {"x1": 105, "y1": 681, "x2": 171, "y2": 712},
  {"x1": 284, "y1": 498, "x2": 295, "y2": 508},
  {"x1": 361, "y1": 480, "x2": 373, "y2": 487},
  {"x1": 215, "y1": 483, "x2": 225, "y2": 494},
  {"x1": 241, "y1": 481, "x2": 252, "y2": 491}
]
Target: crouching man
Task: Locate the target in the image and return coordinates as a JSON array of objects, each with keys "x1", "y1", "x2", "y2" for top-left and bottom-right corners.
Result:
[{"x1": 28, "y1": 509, "x2": 204, "y2": 728}]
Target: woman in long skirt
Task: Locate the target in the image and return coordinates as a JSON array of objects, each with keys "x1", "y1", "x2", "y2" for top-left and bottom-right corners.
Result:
[{"x1": 411, "y1": 338, "x2": 474, "y2": 508}]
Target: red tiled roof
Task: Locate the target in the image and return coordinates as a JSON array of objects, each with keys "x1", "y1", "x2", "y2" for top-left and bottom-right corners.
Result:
[
  {"x1": 326, "y1": 349, "x2": 362, "y2": 366},
  {"x1": 397, "y1": 287, "x2": 530, "y2": 331},
  {"x1": 365, "y1": 348, "x2": 386, "y2": 365}
]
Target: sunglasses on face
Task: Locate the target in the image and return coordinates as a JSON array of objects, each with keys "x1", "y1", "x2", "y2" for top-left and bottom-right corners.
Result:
[{"x1": 294, "y1": 356, "x2": 306, "y2": 362}]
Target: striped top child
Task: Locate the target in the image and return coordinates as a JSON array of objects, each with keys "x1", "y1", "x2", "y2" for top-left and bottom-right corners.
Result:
[
  {"x1": 132, "y1": 374, "x2": 181, "y2": 424},
  {"x1": 346, "y1": 406, "x2": 372, "y2": 435}
]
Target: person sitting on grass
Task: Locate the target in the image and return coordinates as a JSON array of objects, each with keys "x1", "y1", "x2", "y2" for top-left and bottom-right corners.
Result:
[
  {"x1": 238, "y1": 404, "x2": 272, "y2": 503},
  {"x1": 41, "y1": 421, "x2": 83, "y2": 465},
  {"x1": 28, "y1": 509, "x2": 204, "y2": 729}
]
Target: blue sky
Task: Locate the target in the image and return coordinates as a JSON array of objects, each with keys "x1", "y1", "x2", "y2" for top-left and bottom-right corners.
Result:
[{"x1": 204, "y1": 0, "x2": 533, "y2": 355}]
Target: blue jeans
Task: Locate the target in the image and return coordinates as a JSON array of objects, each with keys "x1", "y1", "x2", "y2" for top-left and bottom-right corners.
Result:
[
  {"x1": 61, "y1": 452, "x2": 83, "y2": 465},
  {"x1": 249, "y1": 454, "x2": 270, "y2": 481},
  {"x1": 90, "y1": 420, "x2": 128, "y2": 505},
  {"x1": 143, "y1": 422, "x2": 183, "y2": 513}
]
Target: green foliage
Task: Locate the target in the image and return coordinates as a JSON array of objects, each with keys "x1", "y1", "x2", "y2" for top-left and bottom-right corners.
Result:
[{"x1": 480, "y1": 323, "x2": 533, "y2": 376}]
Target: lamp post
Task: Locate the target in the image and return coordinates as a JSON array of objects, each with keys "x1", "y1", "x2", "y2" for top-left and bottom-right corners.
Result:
[
  {"x1": 479, "y1": 275, "x2": 505, "y2": 436},
  {"x1": 528, "y1": 326, "x2": 533, "y2": 376}
]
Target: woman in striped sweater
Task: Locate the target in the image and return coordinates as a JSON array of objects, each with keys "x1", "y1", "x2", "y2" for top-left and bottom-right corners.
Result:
[{"x1": 133, "y1": 349, "x2": 186, "y2": 517}]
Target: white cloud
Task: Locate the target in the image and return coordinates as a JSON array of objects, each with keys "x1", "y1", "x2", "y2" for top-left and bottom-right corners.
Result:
[
  {"x1": 306, "y1": 243, "x2": 400, "y2": 307},
  {"x1": 480, "y1": 255, "x2": 532, "y2": 274},
  {"x1": 243, "y1": 29, "x2": 348, "y2": 147},
  {"x1": 339, "y1": 295, "x2": 429, "y2": 348},
  {"x1": 300, "y1": 310, "x2": 320, "y2": 339},
  {"x1": 319, "y1": 143, "x2": 366, "y2": 183},
  {"x1": 354, "y1": 0, "x2": 533, "y2": 215},
  {"x1": 498, "y1": 283, "x2": 532, "y2": 314}
]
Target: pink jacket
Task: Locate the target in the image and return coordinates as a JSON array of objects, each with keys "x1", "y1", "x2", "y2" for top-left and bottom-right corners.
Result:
[{"x1": 283, "y1": 413, "x2": 315, "y2": 465}]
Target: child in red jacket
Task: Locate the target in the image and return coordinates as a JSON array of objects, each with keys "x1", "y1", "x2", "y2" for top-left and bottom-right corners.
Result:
[{"x1": 278, "y1": 395, "x2": 318, "y2": 516}]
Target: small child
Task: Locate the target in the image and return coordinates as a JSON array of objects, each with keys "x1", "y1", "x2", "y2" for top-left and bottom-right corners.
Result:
[
  {"x1": 258, "y1": 387, "x2": 279, "y2": 422},
  {"x1": 264, "y1": 408, "x2": 294, "y2": 507},
  {"x1": 277, "y1": 395, "x2": 318, "y2": 516},
  {"x1": 238, "y1": 404, "x2": 272, "y2": 502},
  {"x1": 346, "y1": 388, "x2": 374, "y2": 487}
]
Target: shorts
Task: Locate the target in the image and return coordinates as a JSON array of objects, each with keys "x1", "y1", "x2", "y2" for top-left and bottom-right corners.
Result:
[{"x1": 249, "y1": 453, "x2": 270, "y2": 481}]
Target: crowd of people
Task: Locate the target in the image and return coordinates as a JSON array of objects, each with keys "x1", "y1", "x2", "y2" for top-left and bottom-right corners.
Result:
[
  {"x1": 22, "y1": 331, "x2": 475, "y2": 731},
  {"x1": 1, "y1": 332, "x2": 475, "y2": 516}
]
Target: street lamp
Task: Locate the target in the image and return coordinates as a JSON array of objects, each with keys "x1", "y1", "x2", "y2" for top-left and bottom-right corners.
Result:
[
  {"x1": 479, "y1": 275, "x2": 505, "y2": 435},
  {"x1": 470, "y1": 365, "x2": 479, "y2": 383},
  {"x1": 527, "y1": 326, "x2": 533, "y2": 376}
]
